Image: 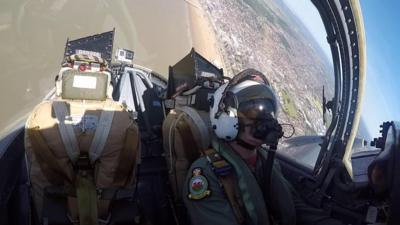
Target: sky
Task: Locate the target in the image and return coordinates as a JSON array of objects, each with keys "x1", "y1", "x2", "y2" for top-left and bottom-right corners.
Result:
[
  {"x1": 281, "y1": 0, "x2": 331, "y2": 59},
  {"x1": 282, "y1": 0, "x2": 400, "y2": 139},
  {"x1": 359, "y1": 1, "x2": 400, "y2": 138}
]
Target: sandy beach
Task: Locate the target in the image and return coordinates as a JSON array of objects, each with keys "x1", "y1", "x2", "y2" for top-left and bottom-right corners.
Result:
[{"x1": 185, "y1": 0, "x2": 226, "y2": 70}]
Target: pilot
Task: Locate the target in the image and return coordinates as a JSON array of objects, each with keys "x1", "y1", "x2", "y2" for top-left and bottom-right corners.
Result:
[{"x1": 183, "y1": 69, "x2": 343, "y2": 225}]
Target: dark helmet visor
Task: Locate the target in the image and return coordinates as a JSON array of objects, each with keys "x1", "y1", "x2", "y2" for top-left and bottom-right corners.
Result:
[{"x1": 238, "y1": 98, "x2": 276, "y2": 121}]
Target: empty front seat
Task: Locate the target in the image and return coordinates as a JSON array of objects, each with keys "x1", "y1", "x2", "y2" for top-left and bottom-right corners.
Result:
[{"x1": 25, "y1": 54, "x2": 141, "y2": 225}]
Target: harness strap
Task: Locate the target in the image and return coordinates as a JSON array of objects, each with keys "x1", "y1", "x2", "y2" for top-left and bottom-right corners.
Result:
[
  {"x1": 52, "y1": 101, "x2": 80, "y2": 163},
  {"x1": 204, "y1": 148, "x2": 246, "y2": 225},
  {"x1": 219, "y1": 175, "x2": 246, "y2": 224},
  {"x1": 204, "y1": 148, "x2": 232, "y2": 176},
  {"x1": 89, "y1": 101, "x2": 115, "y2": 163},
  {"x1": 74, "y1": 147, "x2": 99, "y2": 225},
  {"x1": 76, "y1": 172, "x2": 99, "y2": 225},
  {"x1": 53, "y1": 100, "x2": 125, "y2": 223}
]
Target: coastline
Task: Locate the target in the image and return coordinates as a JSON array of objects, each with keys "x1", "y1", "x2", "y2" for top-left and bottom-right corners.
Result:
[{"x1": 185, "y1": 0, "x2": 226, "y2": 70}]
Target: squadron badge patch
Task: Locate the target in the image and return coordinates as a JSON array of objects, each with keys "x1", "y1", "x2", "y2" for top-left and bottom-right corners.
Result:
[{"x1": 188, "y1": 167, "x2": 211, "y2": 200}]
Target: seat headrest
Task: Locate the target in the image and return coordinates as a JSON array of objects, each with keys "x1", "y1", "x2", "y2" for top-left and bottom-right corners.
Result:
[{"x1": 56, "y1": 69, "x2": 111, "y2": 101}]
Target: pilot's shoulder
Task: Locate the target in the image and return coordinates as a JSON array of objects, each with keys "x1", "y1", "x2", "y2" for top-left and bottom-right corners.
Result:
[
  {"x1": 187, "y1": 156, "x2": 221, "y2": 182},
  {"x1": 189, "y1": 156, "x2": 209, "y2": 169},
  {"x1": 185, "y1": 156, "x2": 224, "y2": 201}
]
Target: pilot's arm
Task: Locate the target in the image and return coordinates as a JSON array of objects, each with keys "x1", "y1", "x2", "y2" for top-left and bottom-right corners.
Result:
[
  {"x1": 267, "y1": 161, "x2": 344, "y2": 225},
  {"x1": 281, "y1": 171, "x2": 345, "y2": 225},
  {"x1": 183, "y1": 157, "x2": 239, "y2": 225}
]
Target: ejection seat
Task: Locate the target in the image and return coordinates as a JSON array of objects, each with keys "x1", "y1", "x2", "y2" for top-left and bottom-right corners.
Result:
[
  {"x1": 161, "y1": 49, "x2": 224, "y2": 224},
  {"x1": 25, "y1": 54, "x2": 141, "y2": 225}
]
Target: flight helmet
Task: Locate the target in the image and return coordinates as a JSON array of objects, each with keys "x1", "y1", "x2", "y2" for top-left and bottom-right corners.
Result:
[{"x1": 210, "y1": 69, "x2": 281, "y2": 143}]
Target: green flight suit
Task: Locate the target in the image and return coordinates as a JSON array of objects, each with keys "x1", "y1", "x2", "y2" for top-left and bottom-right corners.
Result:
[{"x1": 183, "y1": 140, "x2": 343, "y2": 225}]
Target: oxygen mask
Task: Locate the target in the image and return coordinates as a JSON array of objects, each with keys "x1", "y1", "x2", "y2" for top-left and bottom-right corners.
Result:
[{"x1": 238, "y1": 99, "x2": 284, "y2": 148}]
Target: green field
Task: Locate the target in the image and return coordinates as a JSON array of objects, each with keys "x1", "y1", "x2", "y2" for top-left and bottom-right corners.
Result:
[{"x1": 281, "y1": 90, "x2": 297, "y2": 118}]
